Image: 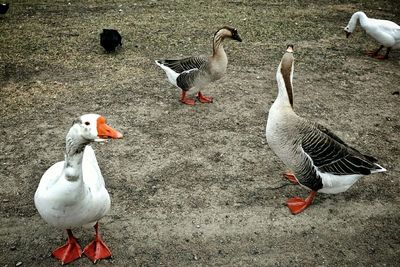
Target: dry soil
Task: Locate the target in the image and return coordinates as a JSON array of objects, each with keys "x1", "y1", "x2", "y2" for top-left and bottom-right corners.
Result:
[{"x1": 1, "y1": 1, "x2": 399, "y2": 266}]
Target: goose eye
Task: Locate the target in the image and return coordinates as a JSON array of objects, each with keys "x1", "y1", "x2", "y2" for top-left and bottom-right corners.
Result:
[{"x1": 85, "y1": 121, "x2": 90, "y2": 126}]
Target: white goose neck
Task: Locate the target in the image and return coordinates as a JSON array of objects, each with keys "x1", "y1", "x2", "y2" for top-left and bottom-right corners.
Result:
[
  {"x1": 64, "y1": 125, "x2": 91, "y2": 181},
  {"x1": 276, "y1": 82, "x2": 291, "y2": 107},
  {"x1": 350, "y1": 11, "x2": 368, "y2": 30}
]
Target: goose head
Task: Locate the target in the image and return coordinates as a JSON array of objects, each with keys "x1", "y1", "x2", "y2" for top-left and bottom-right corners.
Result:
[
  {"x1": 286, "y1": 44, "x2": 294, "y2": 53},
  {"x1": 70, "y1": 114, "x2": 123, "y2": 143},
  {"x1": 344, "y1": 26, "x2": 352, "y2": 38},
  {"x1": 215, "y1": 26, "x2": 242, "y2": 42},
  {"x1": 344, "y1": 11, "x2": 365, "y2": 38},
  {"x1": 279, "y1": 44, "x2": 295, "y2": 77}
]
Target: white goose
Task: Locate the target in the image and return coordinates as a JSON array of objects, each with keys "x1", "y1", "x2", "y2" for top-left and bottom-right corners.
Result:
[
  {"x1": 344, "y1": 11, "x2": 400, "y2": 59},
  {"x1": 266, "y1": 45, "x2": 386, "y2": 215},
  {"x1": 155, "y1": 26, "x2": 242, "y2": 105},
  {"x1": 34, "y1": 114, "x2": 123, "y2": 264}
]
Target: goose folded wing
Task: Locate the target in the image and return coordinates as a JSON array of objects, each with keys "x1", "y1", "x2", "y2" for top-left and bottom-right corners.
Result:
[
  {"x1": 315, "y1": 123, "x2": 377, "y2": 162},
  {"x1": 176, "y1": 68, "x2": 201, "y2": 90},
  {"x1": 160, "y1": 56, "x2": 207, "y2": 73},
  {"x1": 301, "y1": 124, "x2": 378, "y2": 176},
  {"x1": 377, "y1": 19, "x2": 400, "y2": 31},
  {"x1": 390, "y1": 27, "x2": 400, "y2": 40}
]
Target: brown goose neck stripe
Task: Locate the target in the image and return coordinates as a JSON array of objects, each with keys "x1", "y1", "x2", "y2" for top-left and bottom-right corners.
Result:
[
  {"x1": 280, "y1": 52, "x2": 294, "y2": 107},
  {"x1": 213, "y1": 30, "x2": 225, "y2": 54}
]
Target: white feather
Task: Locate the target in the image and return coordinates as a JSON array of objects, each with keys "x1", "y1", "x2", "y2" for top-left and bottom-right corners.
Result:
[
  {"x1": 155, "y1": 60, "x2": 179, "y2": 87},
  {"x1": 318, "y1": 164, "x2": 386, "y2": 194},
  {"x1": 345, "y1": 11, "x2": 400, "y2": 49},
  {"x1": 318, "y1": 172, "x2": 363, "y2": 194},
  {"x1": 34, "y1": 145, "x2": 110, "y2": 229}
]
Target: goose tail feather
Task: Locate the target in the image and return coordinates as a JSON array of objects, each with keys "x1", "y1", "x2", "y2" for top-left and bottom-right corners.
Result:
[
  {"x1": 371, "y1": 163, "x2": 387, "y2": 174},
  {"x1": 155, "y1": 60, "x2": 179, "y2": 87}
]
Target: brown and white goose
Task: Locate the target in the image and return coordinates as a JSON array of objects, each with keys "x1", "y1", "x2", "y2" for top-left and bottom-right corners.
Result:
[
  {"x1": 155, "y1": 26, "x2": 242, "y2": 105},
  {"x1": 266, "y1": 45, "x2": 386, "y2": 215}
]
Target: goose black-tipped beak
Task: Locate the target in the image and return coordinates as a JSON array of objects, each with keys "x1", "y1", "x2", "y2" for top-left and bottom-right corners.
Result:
[
  {"x1": 233, "y1": 34, "x2": 242, "y2": 42},
  {"x1": 345, "y1": 31, "x2": 351, "y2": 38}
]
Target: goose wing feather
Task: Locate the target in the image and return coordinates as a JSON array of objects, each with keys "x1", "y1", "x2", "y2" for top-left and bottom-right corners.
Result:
[
  {"x1": 176, "y1": 68, "x2": 201, "y2": 90},
  {"x1": 315, "y1": 123, "x2": 378, "y2": 162},
  {"x1": 374, "y1": 18, "x2": 400, "y2": 31},
  {"x1": 301, "y1": 122, "x2": 380, "y2": 176},
  {"x1": 158, "y1": 56, "x2": 208, "y2": 73}
]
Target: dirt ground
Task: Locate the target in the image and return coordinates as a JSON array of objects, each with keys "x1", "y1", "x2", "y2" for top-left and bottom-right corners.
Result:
[{"x1": 1, "y1": 0, "x2": 399, "y2": 266}]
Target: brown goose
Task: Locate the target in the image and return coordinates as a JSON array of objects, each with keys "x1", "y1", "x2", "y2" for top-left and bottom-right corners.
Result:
[
  {"x1": 266, "y1": 45, "x2": 386, "y2": 214},
  {"x1": 155, "y1": 26, "x2": 242, "y2": 105}
]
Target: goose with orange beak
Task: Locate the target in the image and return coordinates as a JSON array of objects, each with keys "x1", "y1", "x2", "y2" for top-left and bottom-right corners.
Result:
[{"x1": 34, "y1": 114, "x2": 123, "y2": 264}]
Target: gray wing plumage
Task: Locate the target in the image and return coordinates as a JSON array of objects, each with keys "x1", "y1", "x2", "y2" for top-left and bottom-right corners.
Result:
[
  {"x1": 157, "y1": 56, "x2": 208, "y2": 74},
  {"x1": 301, "y1": 122, "x2": 380, "y2": 176},
  {"x1": 176, "y1": 69, "x2": 201, "y2": 91}
]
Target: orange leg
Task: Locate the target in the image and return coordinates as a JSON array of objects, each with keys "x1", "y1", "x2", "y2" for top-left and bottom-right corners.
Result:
[
  {"x1": 180, "y1": 91, "x2": 195, "y2": 105},
  {"x1": 83, "y1": 222, "x2": 112, "y2": 263},
  {"x1": 197, "y1": 91, "x2": 213, "y2": 103},
  {"x1": 287, "y1": 191, "x2": 317, "y2": 215},
  {"x1": 283, "y1": 171, "x2": 298, "y2": 184},
  {"x1": 52, "y1": 229, "x2": 82, "y2": 264}
]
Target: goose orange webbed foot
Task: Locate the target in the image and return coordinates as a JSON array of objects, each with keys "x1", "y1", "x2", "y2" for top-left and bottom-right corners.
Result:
[
  {"x1": 83, "y1": 222, "x2": 112, "y2": 263},
  {"x1": 52, "y1": 230, "x2": 82, "y2": 265},
  {"x1": 287, "y1": 191, "x2": 317, "y2": 215},
  {"x1": 180, "y1": 91, "x2": 196, "y2": 106},
  {"x1": 180, "y1": 98, "x2": 196, "y2": 105},
  {"x1": 197, "y1": 92, "x2": 213, "y2": 103}
]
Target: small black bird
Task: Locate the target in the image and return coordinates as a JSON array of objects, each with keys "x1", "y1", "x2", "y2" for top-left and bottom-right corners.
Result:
[
  {"x1": 0, "y1": 3, "x2": 9, "y2": 14},
  {"x1": 100, "y1": 29, "x2": 122, "y2": 52}
]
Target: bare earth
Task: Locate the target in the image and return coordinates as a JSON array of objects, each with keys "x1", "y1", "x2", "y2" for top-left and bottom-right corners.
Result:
[{"x1": 1, "y1": 1, "x2": 399, "y2": 266}]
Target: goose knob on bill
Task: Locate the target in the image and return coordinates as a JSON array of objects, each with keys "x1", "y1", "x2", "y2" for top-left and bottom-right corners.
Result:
[
  {"x1": 34, "y1": 114, "x2": 123, "y2": 264},
  {"x1": 155, "y1": 26, "x2": 242, "y2": 105},
  {"x1": 265, "y1": 45, "x2": 386, "y2": 215},
  {"x1": 344, "y1": 11, "x2": 400, "y2": 60}
]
